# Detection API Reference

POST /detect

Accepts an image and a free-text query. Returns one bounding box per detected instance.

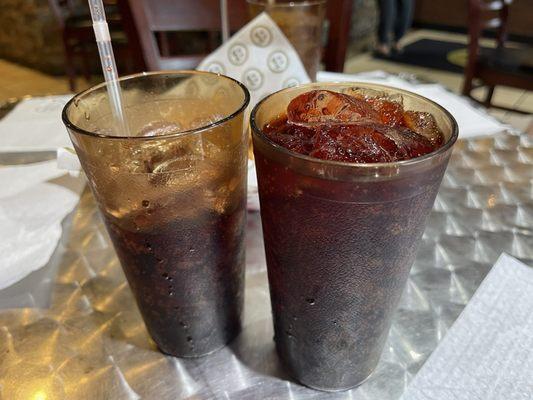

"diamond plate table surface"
[1,130,532,400]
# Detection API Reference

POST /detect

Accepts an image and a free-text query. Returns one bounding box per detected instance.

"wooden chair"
[122,0,248,71]
[324,0,353,72]
[121,0,352,74]
[48,0,128,91]
[462,0,533,113]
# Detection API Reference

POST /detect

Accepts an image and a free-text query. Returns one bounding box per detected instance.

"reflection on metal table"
[0,128,532,399]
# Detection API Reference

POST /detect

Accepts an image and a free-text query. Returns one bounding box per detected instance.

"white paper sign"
[198,12,310,106]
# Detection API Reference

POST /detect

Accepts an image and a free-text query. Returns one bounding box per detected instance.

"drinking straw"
[87,0,129,135]
[220,0,230,43]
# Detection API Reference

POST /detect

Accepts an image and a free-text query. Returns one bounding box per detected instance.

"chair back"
[467,0,513,54]
[122,0,352,73]
[48,0,78,27]
[124,0,248,70]
[323,0,352,72]
[465,0,513,85]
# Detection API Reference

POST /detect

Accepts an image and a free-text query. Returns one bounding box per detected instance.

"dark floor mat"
[374,38,475,73]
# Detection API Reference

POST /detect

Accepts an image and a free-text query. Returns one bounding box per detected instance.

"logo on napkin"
[198,12,311,105]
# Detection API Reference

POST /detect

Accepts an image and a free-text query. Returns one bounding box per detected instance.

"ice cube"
[403,111,444,147]
[137,121,182,137]
[342,87,406,127]
[146,139,205,178]
[132,121,206,174]
[309,124,398,163]
[287,90,379,126]
[263,89,443,163]
[342,87,404,105]
[263,117,315,154]
[188,114,224,131]
[264,120,435,163]
[372,98,405,127]
[373,123,434,159]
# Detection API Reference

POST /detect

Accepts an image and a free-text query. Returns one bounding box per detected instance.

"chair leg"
[158,32,170,56]
[207,31,218,52]
[462,74,474,97]
[80,44,92,82]
[62,33,77,92]
[484,86,495,108]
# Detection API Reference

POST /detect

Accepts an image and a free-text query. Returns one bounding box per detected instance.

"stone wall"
[0,0,65,74]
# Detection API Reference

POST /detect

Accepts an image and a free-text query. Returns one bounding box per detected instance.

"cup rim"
[250,81,459,169]
[246,0,327,7]
[62,70,251,141]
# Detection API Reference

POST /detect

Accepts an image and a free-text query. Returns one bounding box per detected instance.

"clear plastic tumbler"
[251,82,458,390]
[62,71,250,357]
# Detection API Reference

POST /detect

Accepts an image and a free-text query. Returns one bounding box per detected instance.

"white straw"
[220,0,230,43]
[87,0,129,135]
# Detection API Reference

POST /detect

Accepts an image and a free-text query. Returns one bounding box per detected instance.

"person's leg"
[377,0,396,54]
[393,0,414,50]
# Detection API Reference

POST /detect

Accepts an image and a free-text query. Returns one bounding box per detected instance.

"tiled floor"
[344,30,533,131]
[0,29,531,130]
[0,59,74,102]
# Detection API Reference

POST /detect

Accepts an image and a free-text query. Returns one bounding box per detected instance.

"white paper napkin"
[0,161,83,290]
[247,160,260,211]
[401,253,533,400]
[318,71,508,138]
[198,12,310,106]
[0,160,66,198]
[0,95,73,152]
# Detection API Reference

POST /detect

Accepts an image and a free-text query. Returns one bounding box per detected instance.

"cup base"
[158,340,230,359]
[276,337,379,392]
[156,324,242,359]
[297,369,375,393]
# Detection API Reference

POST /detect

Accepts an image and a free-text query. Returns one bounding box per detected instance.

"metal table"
[0,128,532,399]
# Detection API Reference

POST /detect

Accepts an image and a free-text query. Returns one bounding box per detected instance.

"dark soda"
[106,205,245,357]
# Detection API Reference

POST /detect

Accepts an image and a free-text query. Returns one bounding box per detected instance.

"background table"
[0,126,532,399]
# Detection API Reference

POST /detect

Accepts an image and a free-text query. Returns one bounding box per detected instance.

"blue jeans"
[378,0,414,46]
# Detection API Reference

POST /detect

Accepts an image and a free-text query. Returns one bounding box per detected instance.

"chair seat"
[479,46,533,78]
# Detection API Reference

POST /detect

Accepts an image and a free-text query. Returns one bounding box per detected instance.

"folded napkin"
[318,71,508,138]
[401,253,533,400]
[247,160,260,211]
[198,12,310,106]
[0,161,83,290]
[0,95,72,152]
[0,160,67,198]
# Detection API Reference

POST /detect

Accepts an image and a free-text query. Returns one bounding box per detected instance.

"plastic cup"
[247,0,326,81]
[63,71,250,357]
[251,82,458,390]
